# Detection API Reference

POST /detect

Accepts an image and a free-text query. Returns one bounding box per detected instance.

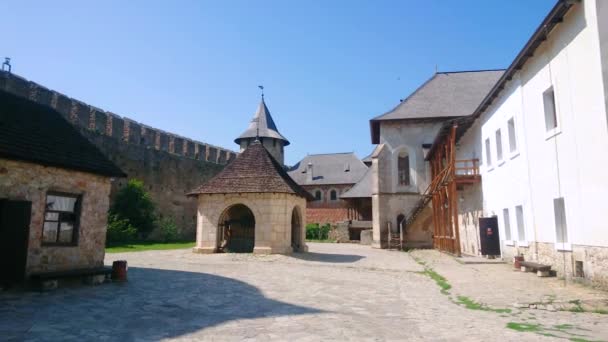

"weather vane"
[258,85,264,98]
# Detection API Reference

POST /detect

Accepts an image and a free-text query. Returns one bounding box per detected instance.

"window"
[543,87,558,132]
[507,118,517,153]
[515,205,525,242]
[503,208,511,241]
[554,197,568,244]
[330,190,337,201]
[397,151,410,186]
[42,193,81,245]
[273,139,277,147]
[485,138,492,167]
[314,190,322,202]
[495,129,503,162]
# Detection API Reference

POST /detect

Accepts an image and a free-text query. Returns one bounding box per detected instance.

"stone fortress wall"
[0,71,237,238]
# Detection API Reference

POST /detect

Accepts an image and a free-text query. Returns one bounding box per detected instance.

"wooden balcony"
[455,159,480,184]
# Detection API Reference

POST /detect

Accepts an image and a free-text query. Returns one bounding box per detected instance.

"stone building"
[363,70,502,249]
[288,153,368,225]
[0,90,125,284]
[189,141,312,254]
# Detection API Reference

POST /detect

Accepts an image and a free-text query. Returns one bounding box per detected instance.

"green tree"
[109,179,156,238]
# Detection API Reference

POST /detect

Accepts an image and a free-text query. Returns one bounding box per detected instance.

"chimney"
[307,162,313,182]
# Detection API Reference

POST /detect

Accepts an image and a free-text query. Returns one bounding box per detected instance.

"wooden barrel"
[112,260,128,282]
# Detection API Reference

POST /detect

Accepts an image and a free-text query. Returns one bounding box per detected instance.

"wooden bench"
[30,267,113,290]
[519,261,552,277]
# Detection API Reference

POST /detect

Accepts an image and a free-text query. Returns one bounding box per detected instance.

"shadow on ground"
[0,267,321,341]
[289,252,365,263]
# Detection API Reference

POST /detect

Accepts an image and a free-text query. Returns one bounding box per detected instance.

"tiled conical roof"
[234,98,290,146]
[188,141,310,199]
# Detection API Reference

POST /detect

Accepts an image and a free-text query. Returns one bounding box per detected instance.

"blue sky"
[3,1,555,165]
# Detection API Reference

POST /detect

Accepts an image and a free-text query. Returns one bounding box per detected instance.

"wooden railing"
[455,159,479,176]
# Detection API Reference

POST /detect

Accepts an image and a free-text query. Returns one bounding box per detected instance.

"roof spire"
[258,85,264,99]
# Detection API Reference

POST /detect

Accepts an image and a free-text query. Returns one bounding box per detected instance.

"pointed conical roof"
[188,141,310,199]
[234,98,290,146]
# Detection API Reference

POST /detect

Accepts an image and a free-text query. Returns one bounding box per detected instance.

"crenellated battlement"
[0,70,237,165]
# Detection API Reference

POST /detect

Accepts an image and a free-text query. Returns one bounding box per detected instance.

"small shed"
[188,141,312,254]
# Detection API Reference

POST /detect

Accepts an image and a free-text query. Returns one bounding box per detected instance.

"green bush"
[109,179,156,238]
[106,215,137,245]
[157,217,179,242]
[306,223,331,240]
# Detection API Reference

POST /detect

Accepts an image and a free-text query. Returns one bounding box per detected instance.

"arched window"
[398,151,410,186]
[330,189,337,201]
[314,190,322,201]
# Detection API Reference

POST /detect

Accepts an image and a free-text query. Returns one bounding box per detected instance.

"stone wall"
[194,193,307,254]
[0,158,111,275]
[328,222,350,243]
[0,71,237,238]
[501,242,608,290]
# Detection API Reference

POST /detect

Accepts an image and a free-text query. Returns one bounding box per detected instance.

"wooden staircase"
[405,164,453,228]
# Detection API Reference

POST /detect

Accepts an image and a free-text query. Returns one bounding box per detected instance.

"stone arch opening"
[291,206,303,252]
[218,204,256,253]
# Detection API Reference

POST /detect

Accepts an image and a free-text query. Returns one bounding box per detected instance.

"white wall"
[467,1,608,251]
[379,121,443,193]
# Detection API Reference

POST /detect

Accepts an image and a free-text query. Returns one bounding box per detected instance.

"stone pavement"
[0,243,605,341]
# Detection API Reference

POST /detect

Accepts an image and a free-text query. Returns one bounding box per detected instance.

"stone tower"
[234,97,290,165]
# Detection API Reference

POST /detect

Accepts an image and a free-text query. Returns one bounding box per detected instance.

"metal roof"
[288,152,368,186]
[234,97,290,146]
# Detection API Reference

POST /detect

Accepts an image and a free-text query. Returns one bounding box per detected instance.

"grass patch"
[305,239,336,243]
[423,268,452,294]
[506,322,542,333]
[455,296,511,314]
[592,309,608,315]
[106,241,195,253]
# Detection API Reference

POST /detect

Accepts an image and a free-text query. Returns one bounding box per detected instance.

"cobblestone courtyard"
[1,243,607,341]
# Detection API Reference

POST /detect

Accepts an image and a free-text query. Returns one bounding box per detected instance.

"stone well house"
[189,141,313,254]
[288,152,369,225]
[0,90,125,284]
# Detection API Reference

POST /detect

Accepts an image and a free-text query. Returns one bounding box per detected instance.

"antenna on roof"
[434,64,438,74]
[2,57,11,73]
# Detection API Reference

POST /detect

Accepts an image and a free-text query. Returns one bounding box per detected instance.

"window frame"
[543,86,561,139]
[329,189,338,202]
[507,117,519,158]
[397,151,411,187]
[515,205,528,247]
[495,129,504,165]
[42,191,82,247]
[503,208,513,245]
[313,189,323,202]
[484,138,493,171]
[553,197,571,251]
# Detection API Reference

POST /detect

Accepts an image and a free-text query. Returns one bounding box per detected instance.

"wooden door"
[479,216,500,256]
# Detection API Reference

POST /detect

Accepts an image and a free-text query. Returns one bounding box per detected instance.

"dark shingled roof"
[0,90,125,177]
[340,167,372,199]
[370,70,504,143]
[188,141,312,200]
[234,98,290,146]
[288,152,368,186]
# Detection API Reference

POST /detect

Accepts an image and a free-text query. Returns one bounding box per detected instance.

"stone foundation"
[502,242,608,290]
[329,222,350,242]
